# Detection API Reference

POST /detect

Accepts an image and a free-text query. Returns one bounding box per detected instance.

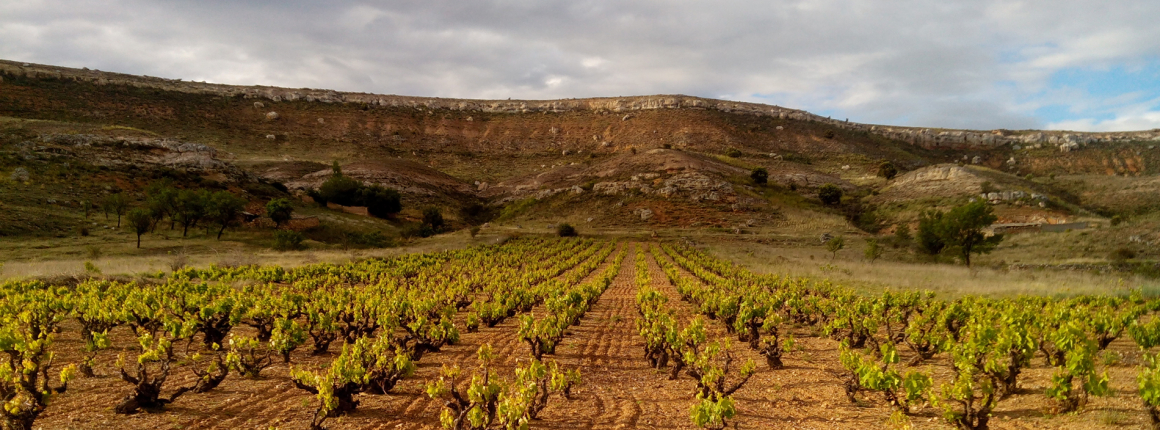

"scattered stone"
[1013,144,1022,150]
[586,217,594,223]
[253,101,265,109]
[775,126,784,130]
[562,149,570,156]
[622,114,632,121]
[841,165,850,171]
[466,116,473,122]
[972,156,982,164]
[265,134,276,140]
[317,118,325,124]
[265,111,279,120]
[819,233,833,243]
[636,208,654,221]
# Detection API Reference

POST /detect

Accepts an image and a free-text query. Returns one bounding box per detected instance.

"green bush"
[266,198,293,228]
[361,185,402,218]
[557,223,577,237]
[272,230,306,251]
[750,168,768,185]
[724,147,743,158]
[818,184,842,205]
[877,161,898,180]
[1111,248,1136,262]
[422,207,444,231]
[319,174,362,206]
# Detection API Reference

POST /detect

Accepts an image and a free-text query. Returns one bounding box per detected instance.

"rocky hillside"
[2,58,1158,236]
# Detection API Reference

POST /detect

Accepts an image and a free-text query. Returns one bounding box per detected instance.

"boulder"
[637,208,654,221]
[10,167,29,182]
[265,111,279,120]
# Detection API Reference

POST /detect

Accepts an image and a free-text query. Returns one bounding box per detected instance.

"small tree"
[104,193,129,227]
[818,184,842,205]
[864,238,882,263]
[266,198,293,228]
[126,208,153,248]
[557,223,577,237]
[750,168,769,185]
[878,161,898,180]
[206,191,246,239]
[826,236,845,260]
[917,210,946,256]
[173,189,209,237]
[941,200,1002,267]
[423,207,444,231]
[145,180,177,231]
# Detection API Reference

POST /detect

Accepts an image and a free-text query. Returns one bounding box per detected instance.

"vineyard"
[2,238,1159,429]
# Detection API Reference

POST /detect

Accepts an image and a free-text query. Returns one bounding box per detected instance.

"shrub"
[319,174,362,206]
[917,210,946,256]
[877,161,898,180]
[1111,215,1124,227]
[1111,248,1136,262]
[980,181,997,194]
[818,184,842,205]
[557,223,577,237]
[724,147,743,158]
[273,230,306,251]
[823,130,836,139]
[750,167,769,185]
[460,202,494,225]
[360,185,402,218]
[422,207,445,231]
[402,223,436,239]
[894,224,912,246]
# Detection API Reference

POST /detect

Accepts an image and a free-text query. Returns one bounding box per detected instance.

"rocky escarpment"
[4,59,1158,152]
[20,133,253,181]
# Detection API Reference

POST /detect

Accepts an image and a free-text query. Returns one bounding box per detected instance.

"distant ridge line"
[2,58,1158,150]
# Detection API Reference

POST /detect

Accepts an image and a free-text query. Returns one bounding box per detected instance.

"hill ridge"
[3,59,1158,151]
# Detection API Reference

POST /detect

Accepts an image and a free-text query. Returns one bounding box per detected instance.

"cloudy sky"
[3,1,1159,131]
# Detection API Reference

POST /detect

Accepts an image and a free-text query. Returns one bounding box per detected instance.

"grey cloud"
[1,0,1158,130]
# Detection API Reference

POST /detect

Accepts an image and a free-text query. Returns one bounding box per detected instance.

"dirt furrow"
[650,245,893,429]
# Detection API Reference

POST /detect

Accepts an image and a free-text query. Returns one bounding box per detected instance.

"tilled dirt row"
[35,243,615,430]
[653,245,1153,430]
[32,242,1155,429]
